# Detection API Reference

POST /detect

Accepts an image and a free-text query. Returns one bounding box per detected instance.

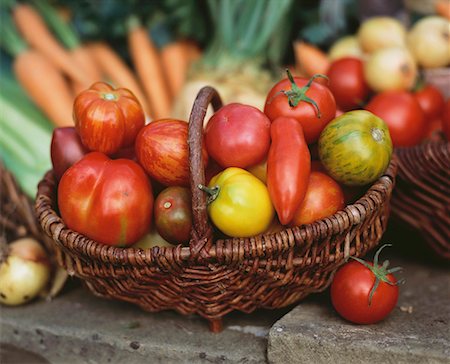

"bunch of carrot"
[1,1,201,127]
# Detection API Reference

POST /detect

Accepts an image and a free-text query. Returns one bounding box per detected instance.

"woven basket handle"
[187,86,223,257]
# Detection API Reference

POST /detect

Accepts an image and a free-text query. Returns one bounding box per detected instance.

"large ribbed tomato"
[73,82,145,155]
[58,152,153,247]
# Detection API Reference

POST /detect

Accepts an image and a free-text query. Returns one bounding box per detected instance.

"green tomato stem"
[198,184,220,204]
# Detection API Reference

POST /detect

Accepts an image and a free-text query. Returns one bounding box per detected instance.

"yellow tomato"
[247,159,267,184]
[204,167,274,237]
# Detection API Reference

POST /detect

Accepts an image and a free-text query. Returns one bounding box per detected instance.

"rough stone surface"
[1,281,289,364]
[268,237,450,364]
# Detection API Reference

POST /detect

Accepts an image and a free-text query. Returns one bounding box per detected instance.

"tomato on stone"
[331,245,402,324]
[264,71,336,144]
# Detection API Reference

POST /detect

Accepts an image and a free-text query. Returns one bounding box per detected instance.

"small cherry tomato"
[441,99,450,141]
[154,186,192,245]
[365,91,426,147]
[327,57,370,111]
[331,245,401,324]
[73,82,145,155]
[414,84,445,120]
[264,71,336,144]
[205,103,271,168]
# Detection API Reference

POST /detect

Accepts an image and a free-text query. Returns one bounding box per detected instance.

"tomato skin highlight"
[205,103,271,168]
[58,152,153,247]
[365,91,426,147]
[73,82,145,155]
[331,260,399,324]
[267,117,311,225]
[264,76,336,144]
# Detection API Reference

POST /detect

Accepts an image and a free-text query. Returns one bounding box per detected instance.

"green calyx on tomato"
[198,184,220,204]
[102,92,118,101]
[350,244,403,306]
[277,70,329,117]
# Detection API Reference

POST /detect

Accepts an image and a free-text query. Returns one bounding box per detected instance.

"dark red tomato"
[327,57,369,111]
[442,99,450,141]
[414,84,445,120]
[365,91,426,147]
[205,103,271,168]
[58,152,153,247]
[331,246,400,324]
[73,82,145,155]
[51,127,88,180]
[264,72,336,144]
[154,186,192,245]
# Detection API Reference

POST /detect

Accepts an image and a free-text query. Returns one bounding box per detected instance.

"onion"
[358,17,407,54]
[364,47,418,92]
[328,36,365,61]
[0,238,51,306]
[407,16,450,69]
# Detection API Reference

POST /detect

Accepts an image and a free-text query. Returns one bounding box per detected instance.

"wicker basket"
[35,87,397,332]
[391,140,450,259]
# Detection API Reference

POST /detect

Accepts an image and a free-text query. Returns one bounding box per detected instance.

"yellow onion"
[364,47,418,92]
[0,238,51,306]
[358,17,407,54]
[328,36,365,61]
[407,16,450,69]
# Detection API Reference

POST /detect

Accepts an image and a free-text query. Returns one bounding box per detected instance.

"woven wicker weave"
[391,141,450,259]
[35,86,397,332]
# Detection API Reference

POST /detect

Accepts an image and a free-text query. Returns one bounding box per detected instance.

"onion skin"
[407,16,450,69]
[364,47,418,92]
[358,17,407,54]
[0,238,51,306]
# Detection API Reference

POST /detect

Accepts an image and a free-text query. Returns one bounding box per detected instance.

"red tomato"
[267,117,311,225]
[331,246,400,324]
[290,171,344,226]
[58,152,153,247]
[442,99,450,141]
[51,127,88,180]
[205,103,271,168]
[365,91,426,147]
[327,57,369,111]
[73,82,145,155]
[264,72,336,144]
[135,119,208,186]
[414,84,445,120]
[154,187,192,245]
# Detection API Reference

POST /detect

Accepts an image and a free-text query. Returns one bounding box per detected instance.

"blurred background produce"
[0,0,449,305]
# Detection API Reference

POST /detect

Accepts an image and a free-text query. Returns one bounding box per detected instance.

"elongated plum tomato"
[327,57,369,111]
[204,103,271,168]
[58,152,153,247]
[264,71,336,144]
[135,119,208,186]
[73,82,145,155]
[365,91,426,147]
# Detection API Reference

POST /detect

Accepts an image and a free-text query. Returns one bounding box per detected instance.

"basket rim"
[35,156,397,267]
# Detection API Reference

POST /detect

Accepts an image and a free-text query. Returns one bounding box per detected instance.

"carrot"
[293,41,330,78]
[435,0,450,20]
[181,39,202,63]
[160,40,191,98]
[14,50,74,127]
[128,18,172,119]
[88,42,151,117]
[71,45,103,83]
[12,3,89,85]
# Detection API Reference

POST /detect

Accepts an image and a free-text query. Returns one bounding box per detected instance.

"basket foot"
[208,318,223,333]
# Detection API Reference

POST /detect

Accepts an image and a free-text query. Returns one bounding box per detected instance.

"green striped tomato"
[318,110,392,186]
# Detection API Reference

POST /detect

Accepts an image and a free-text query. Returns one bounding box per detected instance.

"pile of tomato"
[51,72,398,248]
[327,56,450,146]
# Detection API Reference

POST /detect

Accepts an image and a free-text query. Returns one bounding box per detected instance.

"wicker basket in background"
[35,87,397,332]
[391,140,450,259]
